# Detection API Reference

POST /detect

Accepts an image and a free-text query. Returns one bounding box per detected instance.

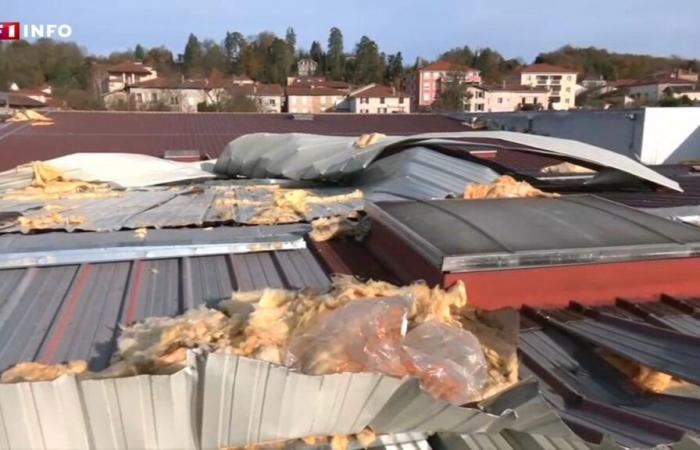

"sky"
[4,0,700,62]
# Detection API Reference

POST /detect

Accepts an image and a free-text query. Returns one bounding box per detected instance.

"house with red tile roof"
[102,61,158,95]
[517,63,578,110]
[286,84,349,113]
[348,84,410,113]
[407,60,482,110]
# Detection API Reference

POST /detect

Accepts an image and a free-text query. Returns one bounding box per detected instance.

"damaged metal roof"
[214,131,681,191]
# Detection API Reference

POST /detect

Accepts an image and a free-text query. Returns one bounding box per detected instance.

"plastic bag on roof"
[284,295,488,405]
[403,321,488,405]
[284,295,411,377]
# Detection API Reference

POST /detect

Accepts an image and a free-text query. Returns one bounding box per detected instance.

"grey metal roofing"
[351,147,499,202]
[0,225,309,268]
[0,243,330,373]
[213,131,681,191]
[366,195,700,272]
[519,298,700,448]
[0,184,363,233]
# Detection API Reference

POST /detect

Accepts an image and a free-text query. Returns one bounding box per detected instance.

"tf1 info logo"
[0,22,73,40]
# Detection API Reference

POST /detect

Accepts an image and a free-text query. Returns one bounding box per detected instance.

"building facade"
[103,61,157,93]
[348,84,410,113]
[626,78,697,104]
[297,59,319,77]
[407,60,482,110]
[464,85,549,112]
[286,85,349,113]
[519,64,577,110]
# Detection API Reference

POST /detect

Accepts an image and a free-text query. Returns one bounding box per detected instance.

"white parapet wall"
[640,107,700,165]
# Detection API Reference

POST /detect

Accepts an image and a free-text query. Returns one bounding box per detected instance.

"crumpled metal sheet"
[200,354,564,450]
[351,147,500,202]
[0,153,215,190]
[214,132,681,191]
[0,352,200,450]
[0,185,364,233]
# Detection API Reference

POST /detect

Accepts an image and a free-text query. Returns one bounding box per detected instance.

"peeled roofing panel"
[0,356,199,450]
[214,131,680,191]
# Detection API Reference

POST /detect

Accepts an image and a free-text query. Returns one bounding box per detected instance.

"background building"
[464,85,548,112]
[518,63,577,110]
[407,60,481,110]
[348,84,410,113]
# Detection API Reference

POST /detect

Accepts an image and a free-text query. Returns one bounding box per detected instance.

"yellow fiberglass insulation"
[0,276,517,402]
[464,175,559,200]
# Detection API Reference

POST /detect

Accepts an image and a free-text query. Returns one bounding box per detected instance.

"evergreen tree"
[327,27,345,80]
[353,36,384,84]
[134,44,145,61]
[183,33,203,76]
[285,27,297,51]
[309,41,324,74]
[386,51,404,81]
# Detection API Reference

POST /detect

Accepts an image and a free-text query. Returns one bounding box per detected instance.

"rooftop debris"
[353,133,386,148]
[463,175,559,199]
[17,208,84,231]
[1,360,86,383]
[540,161,596,174]
[0,276,517,404]
[309,215,370,242]
[599,349,690,394]
[6,109,54,126]
[2,161,121,200]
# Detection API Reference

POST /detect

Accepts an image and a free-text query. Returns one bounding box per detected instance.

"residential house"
[286,85,349,113]
[229,83,285,113]
[103,61,157,93]
[518,63,578,110]
[348,84,411,113]
[464,85,548,112]
[653,68,698,83]
[664,86,700,103]
[297,59,319,77]
[407,60,482,110]
[625,78,697,104]
[287,76,351,90]
[114,77,210,112]
[232,74,254,85]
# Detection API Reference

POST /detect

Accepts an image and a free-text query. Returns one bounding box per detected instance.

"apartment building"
[465,85,549,112]
[407,60,481,110]
[348,84,411,113]
[519,63,577,110]
[229,83,284,113]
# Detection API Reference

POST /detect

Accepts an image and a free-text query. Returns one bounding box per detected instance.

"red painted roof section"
[519,63,577,74]
[420,60,479,72]
[0,111,467,170]
[107,61,153,74]
[286,86,348,96]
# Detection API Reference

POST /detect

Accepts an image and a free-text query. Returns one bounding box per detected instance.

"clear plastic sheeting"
[403,322,488,405]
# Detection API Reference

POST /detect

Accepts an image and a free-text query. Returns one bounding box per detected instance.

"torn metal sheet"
[0,225,309,268]
[0,352,200,450]
[200,354,561,450]
[0,153,215,189]
[214,131,681,191]
[0,185,364,233]
[366,195,700,272]
[351,147,499,202]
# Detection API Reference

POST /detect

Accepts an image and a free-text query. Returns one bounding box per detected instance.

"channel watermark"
[0,22,73,40]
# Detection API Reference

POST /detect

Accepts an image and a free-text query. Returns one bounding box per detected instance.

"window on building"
[476,104,484,111]
[270,99,276,106]
[423,82,431,89]
[423,93,431,101]
[151,93,157,102]
[566,75,572,81]
[566,87,571,92]
[170,96,179,105]
[497,97,503,104]
[136,93,143,103]
[399,97,404,104]
[360,97,369,104]
[379,107,388,113]
[380,97,385,104]
[522,97,526,104]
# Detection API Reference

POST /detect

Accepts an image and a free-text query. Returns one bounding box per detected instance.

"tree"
[327,27,345,80]
[439,46,474,67]
[285,27,297,52]
[267,37,294,84]
[201,39,227,75]
[433,76,470,111]
[386,51,404,82]
[352,36,385,84]
[183,33,203,76]
[134,44,145,61]
[309,41,324,74]
[144,46,175,76]
[224,32,246,74]
[658,95,694,107]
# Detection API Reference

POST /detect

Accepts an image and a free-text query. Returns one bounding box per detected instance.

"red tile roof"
[420,60,478,72]
[625,77,697,87]
[286,86,348,96]
[128,77,209,89]
[0,111,467,170]
[519,63,577,74]
[230,83,284,97]
[107,61,153,74]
